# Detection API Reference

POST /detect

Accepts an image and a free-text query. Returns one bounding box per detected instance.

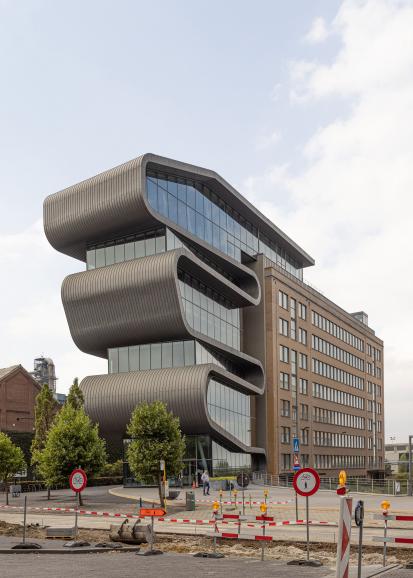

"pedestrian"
[201,470,210,495]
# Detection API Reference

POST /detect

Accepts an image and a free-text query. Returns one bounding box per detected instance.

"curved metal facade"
[44,153,278,462]
[81,365,264,454]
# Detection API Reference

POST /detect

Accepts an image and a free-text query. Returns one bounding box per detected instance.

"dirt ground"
[1,520,412,567]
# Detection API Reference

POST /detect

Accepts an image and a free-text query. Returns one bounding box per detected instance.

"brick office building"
[264,264,384,478]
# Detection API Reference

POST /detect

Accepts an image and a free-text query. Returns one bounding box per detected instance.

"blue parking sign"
[293,437,300,453]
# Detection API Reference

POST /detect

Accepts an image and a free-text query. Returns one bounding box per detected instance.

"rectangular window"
[279,372,290,390]
[281,427,290,444]
[290,318,296,340]
[280,345,289,363]
[299,378,308,395]
[298,328,307,345]
[281,400,290,417]
[282,454,291,470]
[299,303,307,320]
[299,353,308,370]
[301,404,309,420]
[279,318,289,336]
[301,428,309,445]
[278,291,288,310]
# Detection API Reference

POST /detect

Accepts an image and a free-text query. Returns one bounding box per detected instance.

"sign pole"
[295,491,299,522]
[74,491,79,539]
[23,495,27,545]
[306,495,310,561]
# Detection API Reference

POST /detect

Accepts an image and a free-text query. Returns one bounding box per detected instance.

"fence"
[252,472,408,496]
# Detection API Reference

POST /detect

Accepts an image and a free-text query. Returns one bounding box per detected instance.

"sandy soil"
[1,521,412,566]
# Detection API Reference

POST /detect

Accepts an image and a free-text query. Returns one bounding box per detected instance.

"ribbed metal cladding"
[61,249,263,378]
[81,364,265,454]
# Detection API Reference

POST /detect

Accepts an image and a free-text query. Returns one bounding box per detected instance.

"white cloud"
[305,16,329,44]
[0,221,106,393]
[256,129,281,150]
[246,0,413,441]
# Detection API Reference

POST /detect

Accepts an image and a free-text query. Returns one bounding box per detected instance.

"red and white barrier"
[374,514,413,522]
[336,496,353,578]
[0,504,335,527]
[207,531,274,541]
[196,499,293,505]
[373,536,413,545]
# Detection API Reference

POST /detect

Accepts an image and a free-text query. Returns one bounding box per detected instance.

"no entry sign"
[293,467,320,497]
[69,468,88,493]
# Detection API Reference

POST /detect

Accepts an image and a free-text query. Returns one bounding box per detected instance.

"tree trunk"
[158,473,165,508]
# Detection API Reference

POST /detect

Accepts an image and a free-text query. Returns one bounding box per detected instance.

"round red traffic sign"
[69,468,87,493]
[293,467,320,497]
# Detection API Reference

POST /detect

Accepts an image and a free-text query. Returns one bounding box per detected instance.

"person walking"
[201,470,210,496]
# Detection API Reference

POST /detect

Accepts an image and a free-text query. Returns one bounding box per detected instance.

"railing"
[252,472,408,496]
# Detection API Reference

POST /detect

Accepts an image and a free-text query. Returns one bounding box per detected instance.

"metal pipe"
[23,496,27,544]
[306,495,310,561]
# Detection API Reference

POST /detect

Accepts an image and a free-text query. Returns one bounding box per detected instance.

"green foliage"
[31,384,59,465]
[33,403,106,487]
[126,401,185,503]
[101,459,123,477]
[66,377,84,410]
[0,433,26,503]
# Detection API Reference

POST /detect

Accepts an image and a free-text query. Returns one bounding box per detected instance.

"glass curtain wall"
[178,270,241,350]
[146,172,303,279]
[207,379,251,445]
[108,340,240,375]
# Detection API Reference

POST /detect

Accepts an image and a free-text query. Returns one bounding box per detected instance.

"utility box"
[186,491,195,511]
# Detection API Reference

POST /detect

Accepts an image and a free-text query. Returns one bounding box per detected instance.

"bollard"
[381,500,391,567]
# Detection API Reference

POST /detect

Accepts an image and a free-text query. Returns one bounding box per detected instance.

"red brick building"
[0,365,40,434]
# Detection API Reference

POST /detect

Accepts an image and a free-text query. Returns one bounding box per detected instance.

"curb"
[0,545,141,555]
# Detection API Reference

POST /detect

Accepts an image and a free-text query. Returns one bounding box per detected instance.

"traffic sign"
[237,472,250,488]
[293,437,300,453]
[293,467,320,497]
[140,508,167,517]
[69,468,87,493]
[293,453,301,471]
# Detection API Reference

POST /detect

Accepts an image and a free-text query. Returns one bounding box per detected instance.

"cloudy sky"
[1,0,412,441]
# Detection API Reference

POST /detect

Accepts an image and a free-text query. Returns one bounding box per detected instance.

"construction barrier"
[0,502,335,528]
[336,496,353,578]
[373,511,413,565]
[196,499,293,505]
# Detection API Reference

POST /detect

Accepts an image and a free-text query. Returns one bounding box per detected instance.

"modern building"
[44,153,384,479]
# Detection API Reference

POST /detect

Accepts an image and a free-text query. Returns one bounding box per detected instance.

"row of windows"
[314,454,365,469]
[368,419,382,432]
[108,340,239,375]
[312,358,364,390]
[178,271,241,351]
[86,228,166,269]
[279,373,308,395]
[281,427,310,445]
[313,407,365,430]
[311,335,365,371]
[279,346,308,371]
[368,437,383,450]
[367,382,382,397]
[367,400,382,414]
[280,400,309,420]
[281,454,310,470]
[313,431,365,449]
[312,382,365,410]
[312,311,364,352]
[147,174,303,278]
[278,317,308,345]
[212,440,252,470]
[207,379,251,446]
[366,362,382,379]
[278,292,307,319]
[367,343,382,361]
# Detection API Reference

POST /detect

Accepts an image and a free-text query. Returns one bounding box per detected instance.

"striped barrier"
[0,504,335,527]
[373,514,413,522]
[196,499,293,505]
[373,536,413,545]
[336,496,353,578]
[207,531,274,541]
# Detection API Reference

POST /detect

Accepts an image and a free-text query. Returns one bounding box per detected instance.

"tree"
[126,401,185,507]
[0,433,26,505]
[31,384,59,499]
[33,403,106,505]
[66,377,84,410]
